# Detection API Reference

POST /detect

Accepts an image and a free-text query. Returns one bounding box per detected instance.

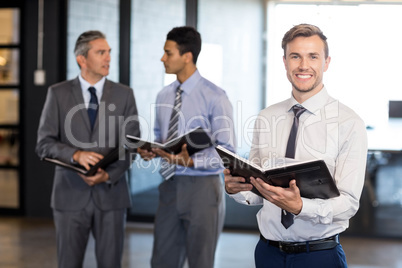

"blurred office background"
[1,0,402,267]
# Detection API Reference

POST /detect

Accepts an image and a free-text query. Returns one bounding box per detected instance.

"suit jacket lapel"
[95,79,112,132]
[101,79,112,104]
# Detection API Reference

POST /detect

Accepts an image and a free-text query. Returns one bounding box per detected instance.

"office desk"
[367,119,402,152]
[365,119,402,206]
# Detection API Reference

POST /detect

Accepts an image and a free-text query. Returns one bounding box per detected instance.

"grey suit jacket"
[36,77,140,211]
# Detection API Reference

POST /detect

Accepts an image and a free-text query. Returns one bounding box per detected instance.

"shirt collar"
[78,74,106,95]
[175,69,201,94]
[287,87,330,116]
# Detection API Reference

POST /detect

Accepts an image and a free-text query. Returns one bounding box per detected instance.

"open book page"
[127,127,200,147]
[216,145,318,171]
[43,158,87,174]
[215,145,264,171]
[261,156,319,171]
[216,145,339,199]
[125,135,164,149]
[126,127,212,155]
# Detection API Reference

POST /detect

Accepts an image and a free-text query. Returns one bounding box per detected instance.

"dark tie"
[87,87,98,130]
[159,86,183,180]
[281,105,306,229]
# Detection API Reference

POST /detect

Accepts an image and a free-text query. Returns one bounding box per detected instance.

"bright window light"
[267,3,402,127]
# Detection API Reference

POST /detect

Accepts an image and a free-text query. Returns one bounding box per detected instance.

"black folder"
[43,147,121,176]
[215,145,340,199]
[126,127,212,156]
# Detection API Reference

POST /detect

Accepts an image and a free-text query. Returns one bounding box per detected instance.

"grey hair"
[74,30,106,57]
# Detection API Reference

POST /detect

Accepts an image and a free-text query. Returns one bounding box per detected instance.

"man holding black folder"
[224,24,367,267]
[137,26,235,268]
[36,31,140,268]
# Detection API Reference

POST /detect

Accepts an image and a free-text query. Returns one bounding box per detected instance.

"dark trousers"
[255,238,347,268]
[53,198,126,268]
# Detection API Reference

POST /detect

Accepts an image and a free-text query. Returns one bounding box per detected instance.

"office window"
[197,0,265,229]
[0,8,19,45]
[266,3,402,127]
[129,0,185,218]
[130,0,185,141]
[0,49,19,85]
[198,0,264,157]
[0,90,18,124]
[67,0,120,81]
[0,8,20,210]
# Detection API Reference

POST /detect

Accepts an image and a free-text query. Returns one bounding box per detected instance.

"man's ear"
[184,51,193,64]
[282,55,287,68]
[76,55,86,69]
[324,56,331,72]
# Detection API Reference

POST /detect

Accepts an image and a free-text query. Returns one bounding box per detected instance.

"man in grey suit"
[36,30,140,268]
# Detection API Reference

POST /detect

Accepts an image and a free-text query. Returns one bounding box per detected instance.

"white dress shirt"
[78,75,105,108]
[229,87,368,242]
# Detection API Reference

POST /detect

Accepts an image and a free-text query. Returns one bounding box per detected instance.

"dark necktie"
[159,86,183,180]
[281,105,306,229]
[87,87,98,130]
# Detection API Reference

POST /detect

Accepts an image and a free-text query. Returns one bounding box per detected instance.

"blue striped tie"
[159,86,183,180]
[281,105,306,229]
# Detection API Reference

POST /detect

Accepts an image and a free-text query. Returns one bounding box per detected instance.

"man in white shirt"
[224,24,368,268]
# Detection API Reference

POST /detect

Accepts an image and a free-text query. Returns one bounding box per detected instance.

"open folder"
[126,127,212,156]
[42,147,121,176]
[215,145,340,199]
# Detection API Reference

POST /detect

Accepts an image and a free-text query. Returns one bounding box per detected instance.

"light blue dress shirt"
[154,70,236,176]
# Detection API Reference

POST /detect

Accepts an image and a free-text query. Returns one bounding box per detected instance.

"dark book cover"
[126,127,212,156]
[216,145,340,199]
[43,147,121,176]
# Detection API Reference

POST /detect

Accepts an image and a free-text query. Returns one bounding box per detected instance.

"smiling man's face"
[283,35,330,100]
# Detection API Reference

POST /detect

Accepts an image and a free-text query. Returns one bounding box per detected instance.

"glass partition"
[128,0,185,219]
[0,7,20,210]
[0,170,19,208]
[0,128,19,208]
[0,49,19,85]
[198,0,264,157]
[66,0,120,81]
[0,8,19,45]
[0,90,19,124]
[197,0,264,229]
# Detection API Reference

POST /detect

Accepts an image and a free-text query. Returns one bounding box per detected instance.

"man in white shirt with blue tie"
[224,24,368,268]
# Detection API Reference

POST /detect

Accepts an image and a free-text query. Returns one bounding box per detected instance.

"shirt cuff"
[227,192,252,205]
[295,197,332,225]
[70,157,77,164]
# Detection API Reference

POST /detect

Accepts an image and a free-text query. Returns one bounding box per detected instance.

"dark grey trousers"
[151,174,225,268]
[53,198,126,268]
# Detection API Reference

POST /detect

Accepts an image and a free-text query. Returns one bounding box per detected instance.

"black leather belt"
[260,234,339,254]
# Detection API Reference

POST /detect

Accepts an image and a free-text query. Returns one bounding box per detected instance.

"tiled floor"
[1,217,402,268]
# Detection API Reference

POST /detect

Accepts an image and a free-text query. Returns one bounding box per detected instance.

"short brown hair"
[282,24,329,59]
